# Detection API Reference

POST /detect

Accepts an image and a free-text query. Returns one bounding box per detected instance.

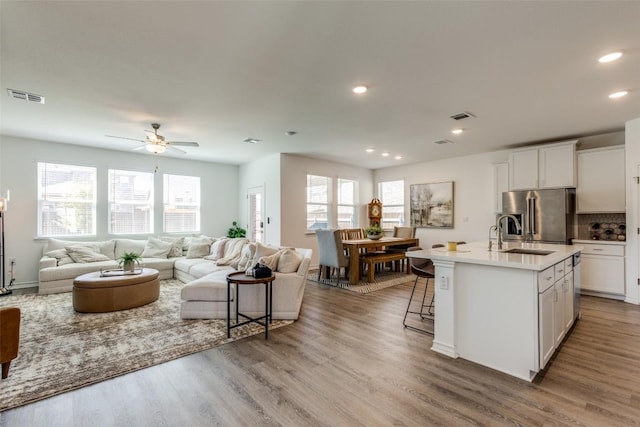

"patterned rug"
[309,269,416,294]
[0,280,292,412]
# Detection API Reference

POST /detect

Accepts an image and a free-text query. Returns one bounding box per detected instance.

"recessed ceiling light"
[598,51,623,63]
[365,148,374,153]
[243,137,262,144]
[608,90,628,99]
[395,155,403,160]
[451,129,464,135]
[381,152,390,157]
[353,85,368,94]
[285,131,297,136]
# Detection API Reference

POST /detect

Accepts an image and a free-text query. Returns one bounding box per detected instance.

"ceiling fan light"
[146,144,166,154]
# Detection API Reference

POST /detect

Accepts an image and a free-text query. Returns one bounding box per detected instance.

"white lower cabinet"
[576,241,625,298]
[538,256,575,370]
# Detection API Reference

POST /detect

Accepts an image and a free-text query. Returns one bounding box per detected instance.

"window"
[337,178,357,228]
[163,174,200,233]
[108,169,154,234]
[37,162,97,237]
[378,180,405,229]
[306,174,330,231]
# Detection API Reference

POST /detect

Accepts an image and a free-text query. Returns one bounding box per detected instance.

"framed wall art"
[410,181,454,228]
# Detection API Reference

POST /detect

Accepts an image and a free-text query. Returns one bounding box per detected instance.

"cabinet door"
[581,254,625,295]
[509,149,539,190]
[494,162,509,213]
[563,271,574,330]
[539,285,555,369]
[577,147,625,212]
[554,280,565,347]
[539,143,576,188]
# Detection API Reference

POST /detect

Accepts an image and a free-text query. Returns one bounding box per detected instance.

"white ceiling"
[1,1,639,169]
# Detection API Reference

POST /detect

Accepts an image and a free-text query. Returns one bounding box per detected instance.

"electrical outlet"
[439,276,450,290]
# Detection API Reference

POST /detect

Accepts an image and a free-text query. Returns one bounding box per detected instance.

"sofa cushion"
[114,239,146,259]
[181,275,231,302]
[277,248,302,273]
[205,238,228,261]
[258,251,281,271]
[39,260,119,282]
[46,239,116,260]
[65,246,111,263]
[187,237,213,259]
[189,262,233,279]
[45,249,75,266]
[251,242,280,266]
[141,237,173,258]
[159,236,185,258]
[174,258,211,275]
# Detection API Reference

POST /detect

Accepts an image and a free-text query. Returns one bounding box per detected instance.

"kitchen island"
[407,241,582,382]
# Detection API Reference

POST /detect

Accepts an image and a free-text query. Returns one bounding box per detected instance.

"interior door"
[248,186,264,243]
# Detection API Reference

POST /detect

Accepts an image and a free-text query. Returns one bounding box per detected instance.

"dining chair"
[386,226,416,272]
[316,229,350,286]
[403,247,434,335]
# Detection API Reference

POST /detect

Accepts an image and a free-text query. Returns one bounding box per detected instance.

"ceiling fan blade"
[167,141,199,147]
[166,145,187,154]
[131,144,147,151]
[105,135,146,143]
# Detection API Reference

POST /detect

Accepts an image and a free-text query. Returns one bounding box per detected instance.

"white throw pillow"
[141,237,173,258]
[65,246,110,263]
[44,248,75,266]
[159,236,185,258]
[250,242,280,267]
[186,237,213,259]
[276,248,302,273]
[207,238,229,261]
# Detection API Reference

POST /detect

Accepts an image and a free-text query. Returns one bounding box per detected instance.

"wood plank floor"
[1,279,639,426]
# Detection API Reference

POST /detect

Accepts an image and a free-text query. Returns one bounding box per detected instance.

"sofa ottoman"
[73,268,160,313]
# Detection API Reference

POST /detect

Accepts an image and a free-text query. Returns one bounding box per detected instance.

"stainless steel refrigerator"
[501,188,576,244]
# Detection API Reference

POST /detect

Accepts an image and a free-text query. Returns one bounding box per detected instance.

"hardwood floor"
[1,280,639,426]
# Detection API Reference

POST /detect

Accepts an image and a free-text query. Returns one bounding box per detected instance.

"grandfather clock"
[367,198,382,226]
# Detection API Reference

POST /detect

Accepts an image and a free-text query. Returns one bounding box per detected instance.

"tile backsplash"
[577,213,626,241]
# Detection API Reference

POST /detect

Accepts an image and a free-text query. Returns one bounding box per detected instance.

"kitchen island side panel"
[455,263,539,381]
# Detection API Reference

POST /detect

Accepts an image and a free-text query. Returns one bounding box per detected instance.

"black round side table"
[226,271,275,339]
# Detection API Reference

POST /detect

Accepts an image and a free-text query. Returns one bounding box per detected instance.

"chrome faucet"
[495,214,522,250]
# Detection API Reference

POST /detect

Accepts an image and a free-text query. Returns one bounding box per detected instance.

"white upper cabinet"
[509,141,577,190]
[577,146,625,213]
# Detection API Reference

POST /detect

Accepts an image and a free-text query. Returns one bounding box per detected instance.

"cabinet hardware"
[634,176,639,184]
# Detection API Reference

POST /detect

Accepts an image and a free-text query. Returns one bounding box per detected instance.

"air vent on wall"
[7,89,45,104]
[449,111,474,120]
[433,139,454,145]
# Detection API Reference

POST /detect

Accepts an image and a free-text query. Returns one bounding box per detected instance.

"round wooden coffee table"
[226,271,275,339]
[73,268,160,313]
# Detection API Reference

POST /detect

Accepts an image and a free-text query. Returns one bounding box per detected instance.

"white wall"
[238,154,281,246]
[625,117,640,304]
[280,154,374,266]
[374,149,510,249]
[0,135,239,286]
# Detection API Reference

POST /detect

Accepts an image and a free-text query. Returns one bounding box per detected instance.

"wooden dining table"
[342,237,419,285]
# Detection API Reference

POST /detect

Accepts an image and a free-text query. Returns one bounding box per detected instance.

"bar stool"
[403,247,435,335]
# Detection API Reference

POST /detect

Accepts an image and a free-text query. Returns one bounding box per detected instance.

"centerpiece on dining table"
[364,224,383,240]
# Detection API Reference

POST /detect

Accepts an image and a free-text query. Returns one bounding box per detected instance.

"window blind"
[163,174,200,233]
[108,169,154,234]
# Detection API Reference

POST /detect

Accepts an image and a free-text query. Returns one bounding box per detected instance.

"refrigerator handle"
[529,197,536,235]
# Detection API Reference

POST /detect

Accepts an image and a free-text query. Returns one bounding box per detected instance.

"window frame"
[306,174,332,232]
[37,162,97,238]
[377,179,405,231]
[107,168,155,235]
[163,173,201,234]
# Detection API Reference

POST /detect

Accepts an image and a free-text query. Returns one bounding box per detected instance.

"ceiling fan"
[105,123,199,154]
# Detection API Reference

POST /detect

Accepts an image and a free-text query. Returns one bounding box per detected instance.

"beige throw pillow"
[65,246,110,263]
[141,237,173,258]
[186,237,213,259]
[237,243,257,271]
[206,238,229,261]
[250,242,280,267]
[160,236,185,258]
[258,251,281,271]
[45,248,75,266]
[276,248,302,273]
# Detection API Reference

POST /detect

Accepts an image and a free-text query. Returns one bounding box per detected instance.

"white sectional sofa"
[38,236,312,320]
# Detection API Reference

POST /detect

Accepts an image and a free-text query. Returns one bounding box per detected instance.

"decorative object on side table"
[365,224,383,240]
[227,221,247,238]
[118,251,142,272]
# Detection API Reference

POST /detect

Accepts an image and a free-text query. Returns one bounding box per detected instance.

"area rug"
[309,269,416,294]
[0,280,292,412]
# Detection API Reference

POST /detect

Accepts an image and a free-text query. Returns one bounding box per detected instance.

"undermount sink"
[502,248,554,256]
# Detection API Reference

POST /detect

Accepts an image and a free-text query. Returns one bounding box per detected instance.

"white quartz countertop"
[406,241,582,271]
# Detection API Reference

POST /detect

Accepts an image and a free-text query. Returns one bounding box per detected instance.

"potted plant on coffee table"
[364,224,383,240]
[118,252,142,272]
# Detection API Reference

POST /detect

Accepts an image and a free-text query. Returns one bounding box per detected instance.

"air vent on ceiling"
[433,139,454,145]
[449,111,474,121]
[7,89,45,104]
[242,137,262,144]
